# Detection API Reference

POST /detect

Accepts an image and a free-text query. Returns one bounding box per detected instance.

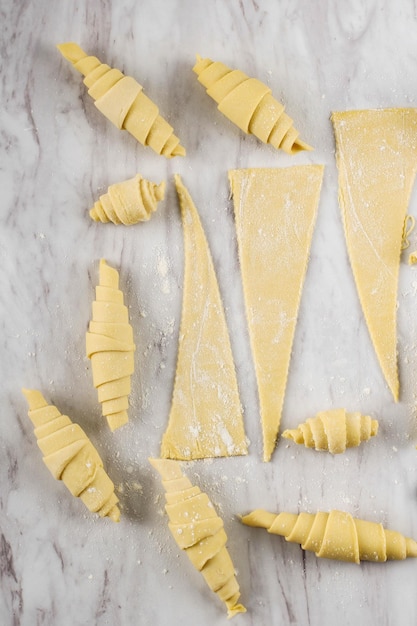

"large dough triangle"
[160,175,248,460]
[229,166,324,461]
[332,109,417,400]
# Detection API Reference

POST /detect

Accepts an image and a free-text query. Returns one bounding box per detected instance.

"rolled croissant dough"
[241,508,417,563]
[282,408,379,454]
[150,458,246,618]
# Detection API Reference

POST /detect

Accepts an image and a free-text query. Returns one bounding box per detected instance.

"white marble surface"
[3,0,417,624]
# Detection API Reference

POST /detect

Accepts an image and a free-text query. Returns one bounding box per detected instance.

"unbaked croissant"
[57,43,185,158]
[193,55,312,154]
[150,458,246,619]
[282,408,378,454]
[241,509,417,563]
[22,389,120,522]
[90,173,165,224]
[86,259,135,431]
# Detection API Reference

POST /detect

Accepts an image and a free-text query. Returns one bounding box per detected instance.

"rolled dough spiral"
[282,408,378,454]
[193,55,312,154]
[150,458,246,619]
[242,509,417,563]
[57,43,185,158]
[86,259,135,431]
[90,174,165,225]
[22,389,120,522]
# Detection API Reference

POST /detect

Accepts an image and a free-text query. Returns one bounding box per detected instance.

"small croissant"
[90,174,165,225]
[57,43,185,158]
[22,389,120,522]
[193,55,312,154]
[282,408,378,454]
[86,259,135,431]
[241,509,417,563]
[150,458,246,619]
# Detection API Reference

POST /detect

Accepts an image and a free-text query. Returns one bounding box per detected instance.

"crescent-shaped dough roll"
[57,43,185,158]
[149,458,246,618]
[90,174,165,225]
[86,259,135,431]
[282,408,378,454]
[160,175,248,460]
[241,509,417,563]
[332,109,417,400]
[22,389,120,522]
[229,166,324,461]
[193,55,312,154]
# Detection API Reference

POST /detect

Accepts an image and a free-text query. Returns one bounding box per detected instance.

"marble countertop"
[3,1,417,624]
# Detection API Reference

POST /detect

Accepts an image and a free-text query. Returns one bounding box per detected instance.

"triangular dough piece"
[160,175,248,460]
[332,109,417,400]
[229,166,324,461]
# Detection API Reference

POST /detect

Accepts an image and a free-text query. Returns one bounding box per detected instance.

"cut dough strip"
[241,509,417,563]
[90,173,165,225]
[150,458,246,618]
[193,55,312,154]
[22,389,120,522]
[160,175,248,460]
[282,408,378,454]
[57,43,185,158]
[229,166,324,461]
[86,259,135,431]
[332,108,417,400]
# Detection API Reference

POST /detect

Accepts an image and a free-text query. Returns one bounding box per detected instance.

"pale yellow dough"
[409,251,417,265]
[86,259,135,431]
[332,109,417,400]
[22,389,120,521]
[193,55,312,154]
[282,408,378,454]
[150,458,246,618]
[229,166,324,461]
[160,175,248,460]
[90,174,165,225]
[57,43,185,158]
[241,509,417,563]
